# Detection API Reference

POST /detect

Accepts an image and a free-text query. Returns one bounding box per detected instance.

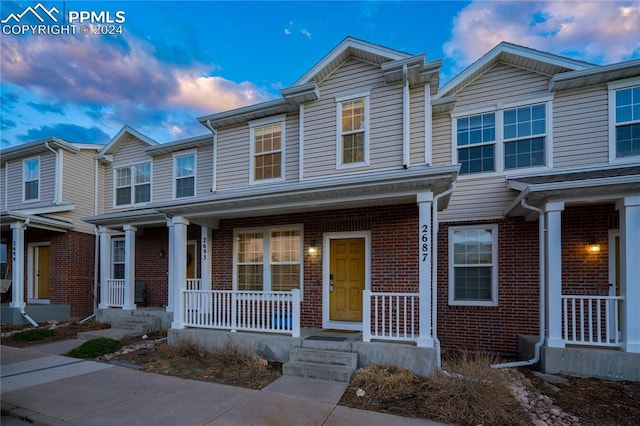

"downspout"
[402,64,410,169]
[81,157,100,323]
[432,182,456,369]
[4,161,8,210]
[17,219,39,328]
[44,141,61,204]
[492,197,545,368]
[205,119,217,192]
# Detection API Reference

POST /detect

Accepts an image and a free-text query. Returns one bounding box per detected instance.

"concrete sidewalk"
[1,342,447,425]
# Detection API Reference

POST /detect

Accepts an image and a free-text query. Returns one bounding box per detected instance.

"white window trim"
[248,114,286,185]
[112,161,152,208]
[608,77,640,164]
[336,91,370,169]
[452,97,553,178]
[22,156,40,203]
[172,149,197,199]
[232,225,304,296]
[448,224,499,307]
[111,238,125,280]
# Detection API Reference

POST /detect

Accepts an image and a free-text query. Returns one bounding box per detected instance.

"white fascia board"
[550,59,640,91]
[15,203,75,215]
[99,125,158,156]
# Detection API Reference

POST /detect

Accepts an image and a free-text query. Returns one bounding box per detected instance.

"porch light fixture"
[586,240,601,254]
[159,249,166,258]
[308,241,317,255]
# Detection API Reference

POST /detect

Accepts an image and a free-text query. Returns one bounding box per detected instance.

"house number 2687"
[421,224,429,262]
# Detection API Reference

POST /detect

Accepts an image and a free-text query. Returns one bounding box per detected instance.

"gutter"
[205,119,217,192]
[402,64,410,169]
[492,197,545,369]
[4,161,8,210]
[431,182,456,369]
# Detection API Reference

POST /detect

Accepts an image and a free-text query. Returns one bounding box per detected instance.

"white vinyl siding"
[61,149,101,234]
[439,176,515,222]
[409,84,427,165]
[449,224,498,306]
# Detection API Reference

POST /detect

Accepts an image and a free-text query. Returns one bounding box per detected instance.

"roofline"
[98,125,158,157]
[0,137,79,156]
[0,211,74,232]
[550,58,640,91]
[146,134,212,157]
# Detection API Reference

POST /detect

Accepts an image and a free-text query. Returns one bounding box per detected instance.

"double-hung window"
[115,163,151,206]
[336,93,369,168]
[609,80,640,161]
[23,157,40,201]
[449,225,498,306]
[174,151,196,198]
[249,116,284,183]
[454,100,550,175]
[0,243,7,280]
[112,239,125,280]
[234,226,302,293]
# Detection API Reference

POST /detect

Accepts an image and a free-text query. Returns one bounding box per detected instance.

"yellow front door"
[36,246,51,299]
[186,243,196,279]
[329,238,365,322]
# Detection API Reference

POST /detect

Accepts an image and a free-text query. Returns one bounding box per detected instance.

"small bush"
[68,337,123,358]
[11,328,55,342]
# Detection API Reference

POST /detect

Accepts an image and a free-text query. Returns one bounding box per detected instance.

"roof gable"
[98,125,157,157]
[437,42,595,99]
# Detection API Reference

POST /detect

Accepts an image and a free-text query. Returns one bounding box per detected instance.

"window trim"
[248,114,286,185]
[113,161,152,208]
[451,97,553,178]
[22,156,40,202]
[336,91,370,169]
[232,225,304,296]
[608,77,640,164]
[172,149,197,199]
[111,238,125,280]
[448,224,499,307]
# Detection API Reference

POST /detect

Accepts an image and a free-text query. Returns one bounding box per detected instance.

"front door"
[329,238,365,322]
[35,245,51,299]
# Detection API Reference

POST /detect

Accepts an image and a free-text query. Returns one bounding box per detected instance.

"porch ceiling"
[0,211,74,233]
[82,208,168,229]
[151,165,459,226]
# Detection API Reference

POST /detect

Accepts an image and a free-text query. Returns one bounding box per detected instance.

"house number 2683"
[421,224,429,262]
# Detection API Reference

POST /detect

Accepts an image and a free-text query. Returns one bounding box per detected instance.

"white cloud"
[284,28,292,35]
[301,29,312,39]
[444,0,640,70]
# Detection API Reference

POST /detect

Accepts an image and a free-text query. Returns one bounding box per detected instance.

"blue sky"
[1,0,639,148]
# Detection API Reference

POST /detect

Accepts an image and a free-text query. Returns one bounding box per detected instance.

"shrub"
[68,337,123,358]
[11,328,55,342]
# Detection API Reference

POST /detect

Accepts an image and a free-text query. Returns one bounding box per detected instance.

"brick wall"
[133,226,169,307]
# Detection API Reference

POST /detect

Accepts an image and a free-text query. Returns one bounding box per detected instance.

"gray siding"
[151,153,172,201]
[4,151,56,210]
[553,85,609,169]
[439,176,516,222]
[431,112,452,166]
[409,84,426,166]
[60,149,98,233]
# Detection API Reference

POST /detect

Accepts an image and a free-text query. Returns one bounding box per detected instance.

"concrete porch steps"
[283,347,357,382]
[79,315,161,341]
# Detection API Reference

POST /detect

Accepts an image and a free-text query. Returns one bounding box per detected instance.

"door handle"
[330,284,334,292]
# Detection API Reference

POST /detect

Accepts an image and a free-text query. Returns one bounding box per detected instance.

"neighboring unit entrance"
[31,244,51,300]
[329,238,365,322]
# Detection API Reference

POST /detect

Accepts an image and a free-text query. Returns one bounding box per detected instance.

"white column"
[417,191,434,347]
[171,216,189,329]
[122,225,137,310]
[618,196,640,353]
[10,222,25,308]
[98,226,112,308]
[166,220,175,312]
[201,226,212,291]
[545,202,565,348]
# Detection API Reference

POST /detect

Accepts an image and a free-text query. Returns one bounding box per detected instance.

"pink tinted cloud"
[444,1,640,70]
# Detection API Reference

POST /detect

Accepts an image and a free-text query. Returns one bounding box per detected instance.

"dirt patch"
[1,320,110,347]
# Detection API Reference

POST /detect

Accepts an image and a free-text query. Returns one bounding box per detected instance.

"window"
[250,117,284,183]
[337,93,369,168]
[234,227,302,292]
[112,239,125,280]
[0,243,7,279]
[174,152,195,198]
[610,82,640,160]
[449,225,498,306]
[115,163,151,206]
[23,157,40,201]
[454,101,550,175]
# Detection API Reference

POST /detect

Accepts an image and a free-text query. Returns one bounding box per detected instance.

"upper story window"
[609,80,640,161]
[249,116,285,184]
[115,163,151,206]
[336,92,370,168]
[0,243,7,280]
[173,151,196,198]
[234,226,302,293]
[449,224,498,306]
[23,157,40,201]
[454,100,550,175]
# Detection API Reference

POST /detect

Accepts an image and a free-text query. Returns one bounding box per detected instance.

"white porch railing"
[104,279,125,307]
[562,295,624,347]
[182,289,301,337]
[186,278,202,290]
[363,290,419,343]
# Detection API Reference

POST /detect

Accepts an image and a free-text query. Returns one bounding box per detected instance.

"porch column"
[10,222,25,309]
[546,202,565,348]
[122,225,137,310]
[417,191,434,347]
[98,226,112,308]
[166,219,175,312]
[171,216,189,329]
[201,226,212,291]
[618,196,640,353]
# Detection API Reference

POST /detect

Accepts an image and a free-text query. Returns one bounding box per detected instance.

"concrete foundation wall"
[0,304,71,325]
[97,308,173,330]
[542,346,640,382]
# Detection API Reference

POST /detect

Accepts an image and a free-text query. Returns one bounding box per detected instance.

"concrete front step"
[111,316,161,334]
[77,328,143,341]
[283,348,357,382]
